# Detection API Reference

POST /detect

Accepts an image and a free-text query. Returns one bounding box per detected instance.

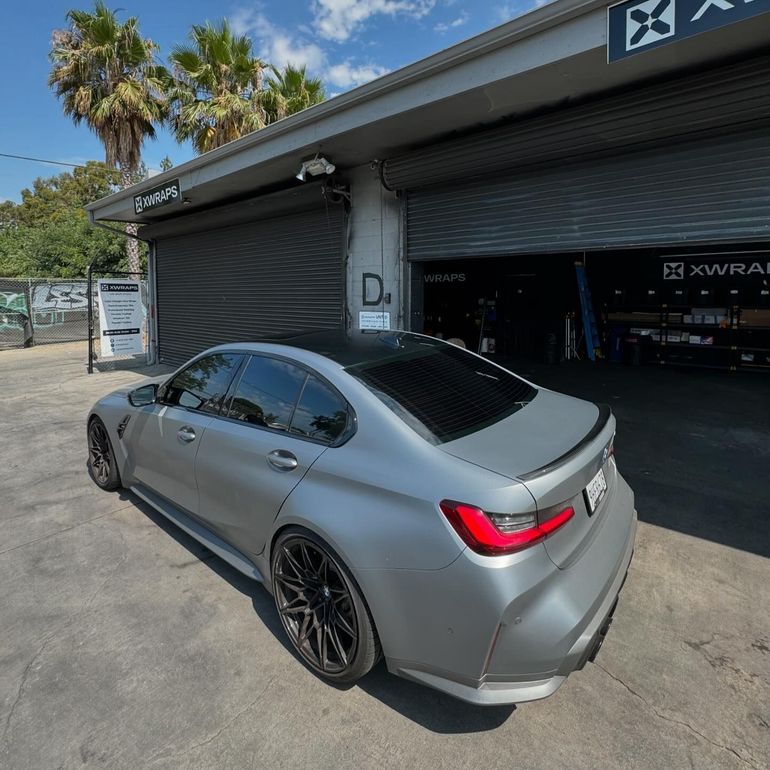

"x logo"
[663,262,684,280]
[625,0,675,50]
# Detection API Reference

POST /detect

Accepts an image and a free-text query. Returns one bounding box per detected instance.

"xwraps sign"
[608,0,770,62]
[663,259,770,280]
[133,178,181,215]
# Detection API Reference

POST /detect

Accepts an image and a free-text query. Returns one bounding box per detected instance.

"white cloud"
[326,61,390,88]
[495,0,548,23]
[231,9,326,70]
[230,7,390,92]
[434,11,469,32]
[313,0,436,42]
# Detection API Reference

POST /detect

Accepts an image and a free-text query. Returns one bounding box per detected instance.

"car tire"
[87,417,121,491]
[271,528,381,684]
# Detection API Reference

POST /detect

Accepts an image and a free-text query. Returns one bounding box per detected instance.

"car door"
[194,354,351,558]
[128,352,244,514]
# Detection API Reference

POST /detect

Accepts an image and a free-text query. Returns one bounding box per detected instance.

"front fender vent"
[117,415,131,440]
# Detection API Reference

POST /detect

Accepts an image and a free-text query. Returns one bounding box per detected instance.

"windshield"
[347,339,537,444]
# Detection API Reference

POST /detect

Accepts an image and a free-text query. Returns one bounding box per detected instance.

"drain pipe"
[87,211,158,368]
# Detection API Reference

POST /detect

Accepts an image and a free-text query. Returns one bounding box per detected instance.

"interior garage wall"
[346,165,402,330]
[154,206,345,365]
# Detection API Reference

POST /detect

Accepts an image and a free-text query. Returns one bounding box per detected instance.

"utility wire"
[0,152,86,168]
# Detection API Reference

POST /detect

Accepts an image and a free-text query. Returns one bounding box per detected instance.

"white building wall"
[345,164,403,331]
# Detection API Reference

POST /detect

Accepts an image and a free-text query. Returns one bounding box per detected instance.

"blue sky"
[0,0,542,202]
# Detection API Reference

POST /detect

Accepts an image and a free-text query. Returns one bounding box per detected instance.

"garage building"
[87,0,770,372]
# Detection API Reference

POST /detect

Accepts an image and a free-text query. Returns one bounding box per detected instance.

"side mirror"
[128,383,158,407]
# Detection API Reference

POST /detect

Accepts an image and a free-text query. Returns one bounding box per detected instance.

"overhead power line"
[0,152,87,168]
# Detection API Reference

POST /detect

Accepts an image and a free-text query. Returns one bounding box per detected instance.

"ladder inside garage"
[575,262,602,362]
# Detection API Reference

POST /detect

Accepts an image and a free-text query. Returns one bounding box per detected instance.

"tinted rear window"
[347,343,536,444]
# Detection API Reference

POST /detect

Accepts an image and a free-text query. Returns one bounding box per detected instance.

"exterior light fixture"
[182,197,192,205]
[296,155,336,182]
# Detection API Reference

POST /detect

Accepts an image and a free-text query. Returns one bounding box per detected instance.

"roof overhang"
[86,0,770,225]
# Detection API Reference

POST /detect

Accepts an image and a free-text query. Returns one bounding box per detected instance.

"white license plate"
[585,467,608,514]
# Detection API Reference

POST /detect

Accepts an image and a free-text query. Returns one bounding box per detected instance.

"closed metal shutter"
[383,54,770,191]
[156,206,345,365]
[406,128,770,260]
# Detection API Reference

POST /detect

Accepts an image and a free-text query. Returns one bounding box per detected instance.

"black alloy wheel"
[272,530,380,683]
[88,418,121,491]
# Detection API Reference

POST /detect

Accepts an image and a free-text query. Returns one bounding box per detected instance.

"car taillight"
[439,500,575,556]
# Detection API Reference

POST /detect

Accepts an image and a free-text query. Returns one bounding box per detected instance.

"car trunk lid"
[440,389,616,567]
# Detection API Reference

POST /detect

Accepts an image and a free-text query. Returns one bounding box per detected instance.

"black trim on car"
[517,403,612,481]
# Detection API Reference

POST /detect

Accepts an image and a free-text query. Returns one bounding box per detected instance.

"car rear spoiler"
[518,403,612,481]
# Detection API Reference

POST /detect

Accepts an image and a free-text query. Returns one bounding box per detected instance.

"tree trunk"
[120,164,141,275]
[125,222,141,274]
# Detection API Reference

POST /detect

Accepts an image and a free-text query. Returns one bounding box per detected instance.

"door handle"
[267,449,298,471]
[177,426,196,443]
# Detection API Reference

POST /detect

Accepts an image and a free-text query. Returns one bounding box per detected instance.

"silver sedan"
[87,331,636,705]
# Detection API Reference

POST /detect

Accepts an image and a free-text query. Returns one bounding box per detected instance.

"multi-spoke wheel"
[272,529,380,683]
[87,417,121,491]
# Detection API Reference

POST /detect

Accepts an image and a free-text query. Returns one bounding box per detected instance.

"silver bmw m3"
[87,331,636,705]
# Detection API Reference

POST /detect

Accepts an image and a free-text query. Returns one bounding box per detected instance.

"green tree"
[263,64,325,124]
[159,155,173,171]
[166,20,267,154]
[0,162,132,278]
[48,1,166,273]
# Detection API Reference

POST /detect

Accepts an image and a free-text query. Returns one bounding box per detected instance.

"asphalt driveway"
[1,342,768,769]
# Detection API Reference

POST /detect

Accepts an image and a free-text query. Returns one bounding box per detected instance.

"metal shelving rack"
[605,304,770,372]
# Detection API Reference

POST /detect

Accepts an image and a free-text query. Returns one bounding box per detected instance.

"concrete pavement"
[0,342,768,769]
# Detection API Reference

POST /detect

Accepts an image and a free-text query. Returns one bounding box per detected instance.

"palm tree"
[263,64,326,124]
[49,1,166,274]
[167,21,267,154]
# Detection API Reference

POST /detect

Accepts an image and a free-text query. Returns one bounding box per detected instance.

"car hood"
[439,389,600,480]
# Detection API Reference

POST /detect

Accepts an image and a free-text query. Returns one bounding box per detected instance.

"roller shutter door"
[406,128,770,260]
[155,206,345,365]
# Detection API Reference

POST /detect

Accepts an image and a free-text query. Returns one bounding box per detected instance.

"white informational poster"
[359,311,391,330]
[97,279,144,358]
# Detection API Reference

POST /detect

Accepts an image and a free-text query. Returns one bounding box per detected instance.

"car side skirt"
[131,483,266,584]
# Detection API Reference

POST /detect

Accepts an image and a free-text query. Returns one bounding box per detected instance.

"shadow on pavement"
[500,358,770,559]
[124,491,515,733]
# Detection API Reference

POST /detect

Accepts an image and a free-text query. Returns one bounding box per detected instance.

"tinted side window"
[163,353,242,414]
[227,356,307,431]
[289,375,348,444]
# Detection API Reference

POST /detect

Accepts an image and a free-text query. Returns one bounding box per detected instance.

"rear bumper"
[387,510,636,705]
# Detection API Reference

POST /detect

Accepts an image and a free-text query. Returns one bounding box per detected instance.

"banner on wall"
[97,280,144,357]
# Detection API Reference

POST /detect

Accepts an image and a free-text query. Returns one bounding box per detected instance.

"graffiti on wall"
[31,282,88,311]
[28,281,89,328]
[0,290,33,345]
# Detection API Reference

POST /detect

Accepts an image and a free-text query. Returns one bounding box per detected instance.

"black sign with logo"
[133,178,181,215]
[608,0,770,62]
[662,257,770,282]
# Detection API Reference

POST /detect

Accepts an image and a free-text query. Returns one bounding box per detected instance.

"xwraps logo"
[663,262,685,280]
[625,0,675,51]
[133,179,181,215]
[664,261,770,279]
[608,0,770,62]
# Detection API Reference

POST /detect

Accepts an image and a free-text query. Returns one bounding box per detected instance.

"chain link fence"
[0,277,90,349]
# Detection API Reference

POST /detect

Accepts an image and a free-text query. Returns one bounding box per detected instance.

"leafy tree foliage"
[263,64,326,123]
[166,20,266,154]
[48,1,167,272]
[0,162,137,277]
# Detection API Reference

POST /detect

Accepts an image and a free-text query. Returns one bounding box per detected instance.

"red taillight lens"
[439,500,575,556]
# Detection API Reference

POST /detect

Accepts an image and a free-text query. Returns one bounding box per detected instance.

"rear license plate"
[585,467,607,514]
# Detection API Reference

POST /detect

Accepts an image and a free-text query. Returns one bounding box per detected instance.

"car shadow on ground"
[122,490,516,734]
